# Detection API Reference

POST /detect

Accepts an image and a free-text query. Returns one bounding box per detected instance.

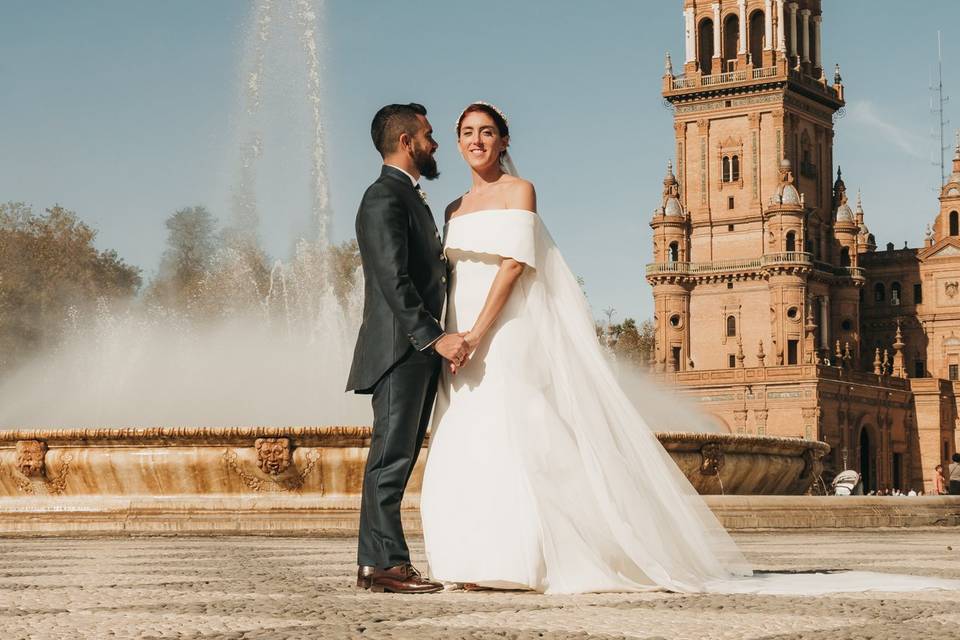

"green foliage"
[607,317,655,367]
[328,238,361,305]
[0,202,141,370]
[145,206,219,311]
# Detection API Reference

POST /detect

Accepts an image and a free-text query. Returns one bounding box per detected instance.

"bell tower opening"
[698,18,714,74]
[722,14,739,72]
[748,10,764,67]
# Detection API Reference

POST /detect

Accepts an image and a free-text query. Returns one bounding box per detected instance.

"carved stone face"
[15,440,47,477]
[255,438,291,476]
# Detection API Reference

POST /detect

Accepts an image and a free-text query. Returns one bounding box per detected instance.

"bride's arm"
[464,181,536,355]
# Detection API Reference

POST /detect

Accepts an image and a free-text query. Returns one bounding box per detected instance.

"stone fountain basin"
[0,427,827,499]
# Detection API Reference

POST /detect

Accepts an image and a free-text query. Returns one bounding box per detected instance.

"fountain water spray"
[0,0,371,429]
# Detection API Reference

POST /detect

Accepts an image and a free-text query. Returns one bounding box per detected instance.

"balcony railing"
[646,253,865,279]
[671,66,776,91]
[667,65,841,103]
[752,66,779,79]
[761,251,811,266]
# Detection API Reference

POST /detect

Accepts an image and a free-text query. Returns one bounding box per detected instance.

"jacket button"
[441,276,447,284]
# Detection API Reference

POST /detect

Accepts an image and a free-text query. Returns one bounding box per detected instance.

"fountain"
[0,0,834,535]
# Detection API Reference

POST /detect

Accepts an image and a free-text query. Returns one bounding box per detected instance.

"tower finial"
[856,189,863,212]
[664,51,674,76]
[834,63,842,85]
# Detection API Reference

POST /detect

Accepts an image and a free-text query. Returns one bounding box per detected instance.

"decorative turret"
[892,321,907,379]
[647,160,692,373]
[832,168,859,266]
[934,131,960,241]
[650,160,688,262]
[764,159,806,255]
[804,300,817,364]
[855,190,876,253]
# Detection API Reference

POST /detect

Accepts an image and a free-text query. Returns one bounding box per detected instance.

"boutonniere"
[417,188,428,204]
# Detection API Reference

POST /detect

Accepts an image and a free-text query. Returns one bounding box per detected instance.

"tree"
[328,239,361,305]
[611,317,656,367]
[146,206,218,310]
[0,202,141,370]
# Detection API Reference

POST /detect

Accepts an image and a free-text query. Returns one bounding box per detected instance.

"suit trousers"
[357,347,440,569]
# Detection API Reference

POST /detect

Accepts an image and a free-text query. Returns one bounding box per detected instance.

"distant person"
[907,489,917,497]
[934,464,946,495]
[950,453,960,495]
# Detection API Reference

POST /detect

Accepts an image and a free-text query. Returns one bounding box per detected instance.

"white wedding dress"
[419,209,960,595]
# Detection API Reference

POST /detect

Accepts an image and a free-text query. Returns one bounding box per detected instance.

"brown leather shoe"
[356,565,375,589]
[369,563,442,594]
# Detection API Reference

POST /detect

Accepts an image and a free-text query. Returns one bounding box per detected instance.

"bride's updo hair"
[456,102,509,138]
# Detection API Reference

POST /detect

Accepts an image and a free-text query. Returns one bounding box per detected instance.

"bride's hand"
[463,331,482,357]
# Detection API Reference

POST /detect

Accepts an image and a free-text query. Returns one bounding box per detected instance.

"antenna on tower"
[930,30,951,187]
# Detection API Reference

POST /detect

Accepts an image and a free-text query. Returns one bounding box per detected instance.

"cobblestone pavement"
[1,530,959,639]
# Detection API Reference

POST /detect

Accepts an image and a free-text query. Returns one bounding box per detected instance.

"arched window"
[698,19,714,75]
[722,156,731,182]
[749,10,765,67]
[874,282,886,302]
[785,231,796,252]
[891,282,901,306]
[722,14,739,71]
[731,155,740,181]
[951,211,959,236]
[726,315,736,337]
[668,241,679,262]
[840,246,850,266]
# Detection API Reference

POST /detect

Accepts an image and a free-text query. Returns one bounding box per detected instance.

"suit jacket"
[345,165,447,393]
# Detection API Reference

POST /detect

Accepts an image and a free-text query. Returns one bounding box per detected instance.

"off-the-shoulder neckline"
[445,209,538,226]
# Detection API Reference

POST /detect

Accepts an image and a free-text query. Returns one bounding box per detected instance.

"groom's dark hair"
[371,103,428,157]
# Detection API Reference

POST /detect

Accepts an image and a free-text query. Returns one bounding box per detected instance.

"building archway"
[722,14,739,71]
[698,19,714,75]
[858,426,875,493]
[748,10,765,66]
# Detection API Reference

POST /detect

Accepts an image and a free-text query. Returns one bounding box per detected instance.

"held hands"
[434,333,470,374]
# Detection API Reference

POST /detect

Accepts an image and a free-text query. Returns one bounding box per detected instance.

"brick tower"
[649,0,859,373]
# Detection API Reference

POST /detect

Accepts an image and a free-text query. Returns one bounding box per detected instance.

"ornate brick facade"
[648,0,960,493]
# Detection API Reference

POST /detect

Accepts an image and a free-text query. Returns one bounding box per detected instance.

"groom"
[346,103,467,594]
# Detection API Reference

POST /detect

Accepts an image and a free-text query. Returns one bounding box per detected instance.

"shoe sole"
[369,584,443,594]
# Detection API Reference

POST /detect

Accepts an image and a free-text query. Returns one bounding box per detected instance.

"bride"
[418,101,960,595]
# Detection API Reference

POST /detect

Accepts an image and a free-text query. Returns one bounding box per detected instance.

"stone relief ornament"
[946,281,959,299]
[3,441,72,495]
[255,437,292,476]
[15,440,47,477]
[699,443,725,476]
[223,443,320,493]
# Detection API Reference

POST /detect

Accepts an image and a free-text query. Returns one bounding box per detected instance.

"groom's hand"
[434,333,469,373]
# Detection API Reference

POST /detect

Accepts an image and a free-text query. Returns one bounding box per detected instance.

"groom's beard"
[414,146,440,181]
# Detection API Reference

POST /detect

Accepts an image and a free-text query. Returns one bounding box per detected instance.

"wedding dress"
[419,209,960,595]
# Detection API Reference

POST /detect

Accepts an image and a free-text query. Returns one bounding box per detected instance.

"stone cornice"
[0,426,373,448]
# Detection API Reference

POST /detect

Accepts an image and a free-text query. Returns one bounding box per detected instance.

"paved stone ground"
[1,530,959,639]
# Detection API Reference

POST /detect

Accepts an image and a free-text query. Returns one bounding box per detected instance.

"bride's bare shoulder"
[444,196,464,222]
[501,176,536,213]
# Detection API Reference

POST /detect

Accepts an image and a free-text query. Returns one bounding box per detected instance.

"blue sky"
[1,1,957,322]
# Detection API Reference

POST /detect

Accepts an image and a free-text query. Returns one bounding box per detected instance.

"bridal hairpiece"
[456,101,510,130]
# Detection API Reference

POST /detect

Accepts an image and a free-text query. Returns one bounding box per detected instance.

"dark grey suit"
[346,165,447,569]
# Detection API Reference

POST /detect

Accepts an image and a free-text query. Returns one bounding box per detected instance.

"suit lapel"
[379,166,442,250]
